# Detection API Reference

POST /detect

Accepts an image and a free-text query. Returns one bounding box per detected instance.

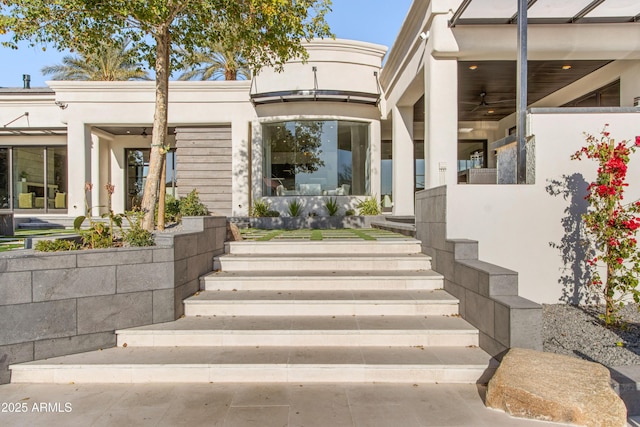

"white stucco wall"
[253,39,386,95]
[446,112,640,303]
[47,81,255,216]
[35,38,387,218]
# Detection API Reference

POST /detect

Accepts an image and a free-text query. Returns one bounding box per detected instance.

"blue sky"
[0,0,413,88]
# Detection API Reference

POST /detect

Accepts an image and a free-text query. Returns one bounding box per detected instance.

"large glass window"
[262,120,370,196]
[11,146,67,211]
[415,141,425,192]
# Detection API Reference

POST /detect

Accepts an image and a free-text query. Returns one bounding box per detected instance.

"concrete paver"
[0,382,576,426]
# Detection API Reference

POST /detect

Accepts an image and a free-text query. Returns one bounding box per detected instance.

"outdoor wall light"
[562,65,572,70]
[469,65,478,70]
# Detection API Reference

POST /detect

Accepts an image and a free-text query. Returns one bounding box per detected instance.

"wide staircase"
[10,238,494,384]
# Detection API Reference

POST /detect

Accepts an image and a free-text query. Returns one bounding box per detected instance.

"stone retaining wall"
[0,216,225,384]
[416,187,542,357]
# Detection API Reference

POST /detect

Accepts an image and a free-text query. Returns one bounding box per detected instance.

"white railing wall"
[445,110,640,303]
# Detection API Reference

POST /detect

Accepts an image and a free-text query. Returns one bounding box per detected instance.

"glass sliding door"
[13,147,45,210]
[47,147,68,210]
[0,148,8,209]
[126,148,177,210]
[126,149,150,210]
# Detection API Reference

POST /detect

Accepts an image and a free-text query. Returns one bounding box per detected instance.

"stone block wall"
[416,187,542,357]
[0,216,225,384]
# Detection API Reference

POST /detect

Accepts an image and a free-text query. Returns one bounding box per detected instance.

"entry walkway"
[0,382,574,426]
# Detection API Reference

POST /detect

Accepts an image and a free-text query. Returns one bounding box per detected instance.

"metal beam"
[449,0,474,27]
[572,0,606,23]
[510,0,538,24]
[516,0,528,184]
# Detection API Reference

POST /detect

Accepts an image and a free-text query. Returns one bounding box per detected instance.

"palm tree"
[42,39,150,81]
[178,44,250,81]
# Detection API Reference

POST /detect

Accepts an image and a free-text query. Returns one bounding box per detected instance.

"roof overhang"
[251,90,380,106]
[0,127,66,136]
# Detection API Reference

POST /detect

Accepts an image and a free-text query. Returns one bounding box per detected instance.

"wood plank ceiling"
[457,60,612,121]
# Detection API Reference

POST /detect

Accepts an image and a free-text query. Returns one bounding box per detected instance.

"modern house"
[0,0,639,307]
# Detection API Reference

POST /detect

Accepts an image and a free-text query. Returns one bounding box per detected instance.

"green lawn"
[239,228,410,241]
[0,228,75,252]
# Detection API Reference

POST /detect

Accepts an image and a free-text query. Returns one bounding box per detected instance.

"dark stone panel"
[116,262,173,293]
[0,342,33,384]
[0,300,76,345]
[34,332,116,360]
[77,292,153,334]
[0,272,32,306]
[32,266,116,301]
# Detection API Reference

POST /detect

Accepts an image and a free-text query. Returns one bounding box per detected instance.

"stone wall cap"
[457,259,518,275]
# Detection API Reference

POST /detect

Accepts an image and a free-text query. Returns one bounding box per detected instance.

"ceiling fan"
[462,92,515,113]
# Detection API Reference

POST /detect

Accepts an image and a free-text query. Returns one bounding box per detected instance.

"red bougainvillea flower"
[636,136,640,146]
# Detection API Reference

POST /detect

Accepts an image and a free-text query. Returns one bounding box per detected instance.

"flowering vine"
[571,126,640,326]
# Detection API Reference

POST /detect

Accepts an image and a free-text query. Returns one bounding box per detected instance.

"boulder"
[226,221,243,241]
[486,348,626,427]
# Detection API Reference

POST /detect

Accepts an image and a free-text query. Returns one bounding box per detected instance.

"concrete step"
[201,270,444,291]
[183,290,459,317]
[116,315,478,347]
[10,346,494,384]
[225,240,422,255]
[213,253,432,272]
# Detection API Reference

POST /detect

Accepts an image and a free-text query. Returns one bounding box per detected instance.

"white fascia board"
[48,81,252,104]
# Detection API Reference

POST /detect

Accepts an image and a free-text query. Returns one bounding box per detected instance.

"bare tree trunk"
[158,154,166,230]
[141,26,171,231]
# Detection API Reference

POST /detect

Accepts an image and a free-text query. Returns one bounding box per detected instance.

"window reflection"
[262,120,370,196]
[10,146,67,211]
[0,148,8,209]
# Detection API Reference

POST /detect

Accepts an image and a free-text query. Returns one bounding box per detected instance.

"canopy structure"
[450,0,639,26]
[451,0,639,182]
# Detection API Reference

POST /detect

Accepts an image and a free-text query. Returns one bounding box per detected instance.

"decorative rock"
[226,222,243,241]
[486,348,627,427]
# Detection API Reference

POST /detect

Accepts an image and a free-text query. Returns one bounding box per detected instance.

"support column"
[232,119,250,216]
[516,0,528,184]
[424,56,458,188]
[110,143,126,214]
[392,106,414,216]
[369,120,382,198]
[90,134,106,215]
[67,121,92,217]
[251,119,263,202]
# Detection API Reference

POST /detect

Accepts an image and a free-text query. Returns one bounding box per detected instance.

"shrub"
[35,239,79,252]
[179,189,209,217]
[251,199,271,217]
[356,196,381,216]
[265,210,280,217]
[345,209,355,216]
[287,199,304,217]
[158,194,181,223]
[122,210,155,247]
[78,221,112,249]
[572,126,640,326]
[324,197,340,216]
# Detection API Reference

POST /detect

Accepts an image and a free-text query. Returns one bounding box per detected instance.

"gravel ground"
[543,304,640,366]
